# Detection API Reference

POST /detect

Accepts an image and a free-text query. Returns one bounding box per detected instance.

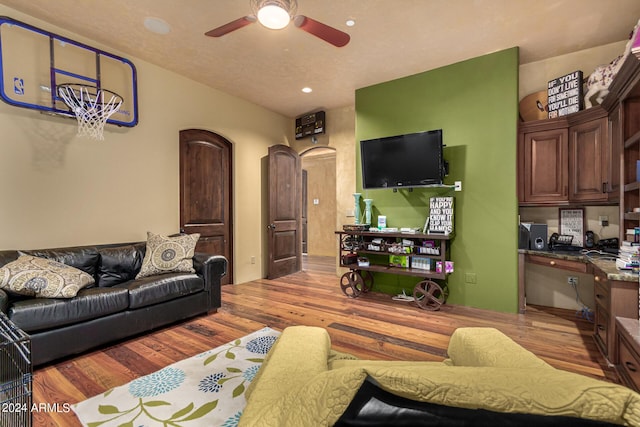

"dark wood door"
[302,169,308,254]
[569,117,608,202]
[180,129,233,284]
[519,128,569,204]
[267,144,302,279]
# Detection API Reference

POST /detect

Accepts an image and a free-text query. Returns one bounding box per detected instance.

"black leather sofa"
[0,241,227,366]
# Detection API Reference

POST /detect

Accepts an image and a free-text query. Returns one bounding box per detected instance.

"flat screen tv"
[360,129,445,189]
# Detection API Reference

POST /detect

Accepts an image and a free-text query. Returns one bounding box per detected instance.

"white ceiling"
[1,0,639,118]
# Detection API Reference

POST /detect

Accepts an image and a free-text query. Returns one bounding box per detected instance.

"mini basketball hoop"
[57,83,123,140]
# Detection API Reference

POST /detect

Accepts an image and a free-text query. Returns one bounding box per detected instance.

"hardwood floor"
[303,254,336,274]
[32,268,616,426]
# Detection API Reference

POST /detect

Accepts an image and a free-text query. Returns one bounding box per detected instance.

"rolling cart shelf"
[344,264,447,280]
[336,230,453,310]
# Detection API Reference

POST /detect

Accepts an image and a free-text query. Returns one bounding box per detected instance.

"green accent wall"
[355,47,519,313]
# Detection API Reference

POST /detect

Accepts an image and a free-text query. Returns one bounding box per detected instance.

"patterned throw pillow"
[136,232,200,279]
[0,255,95,298]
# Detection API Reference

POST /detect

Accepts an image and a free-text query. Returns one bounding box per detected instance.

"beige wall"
[0,5,290,285]
[302,153,336,256]
[291,106,356,263]
[519,41,626,99]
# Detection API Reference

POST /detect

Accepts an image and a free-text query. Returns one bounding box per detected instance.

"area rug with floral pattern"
[73,327,280,427]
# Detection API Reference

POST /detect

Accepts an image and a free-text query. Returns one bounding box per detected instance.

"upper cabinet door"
[519,127,569,204]
[569,117,609,203]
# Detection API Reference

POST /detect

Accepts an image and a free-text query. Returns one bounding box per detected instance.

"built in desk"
[519,249,639,365]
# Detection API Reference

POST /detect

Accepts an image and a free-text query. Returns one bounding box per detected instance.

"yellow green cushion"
[446,327,552,369]
[244,325,331,404]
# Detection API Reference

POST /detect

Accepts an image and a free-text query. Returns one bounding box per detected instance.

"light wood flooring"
[32,267,616,426]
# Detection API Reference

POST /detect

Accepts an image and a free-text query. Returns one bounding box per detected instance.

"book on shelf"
[625,227,640,243]
[616,258,639,270]
[616,243,640,270]
[618,255,639,264]
[619,244,640,252]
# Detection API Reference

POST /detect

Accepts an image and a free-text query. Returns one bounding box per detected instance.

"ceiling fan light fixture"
[251,0,297,30]
[257,5,290,29]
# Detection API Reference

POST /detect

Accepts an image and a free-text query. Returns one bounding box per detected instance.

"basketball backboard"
[0,16,138,127]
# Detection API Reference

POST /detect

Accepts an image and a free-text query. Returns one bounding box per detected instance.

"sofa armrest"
[193,253,227,311]
[242,326,331,423]
[0,289,7,314]
[446,327,551,369]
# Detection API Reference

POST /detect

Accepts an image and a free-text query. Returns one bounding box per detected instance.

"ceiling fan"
[205,0,350,47]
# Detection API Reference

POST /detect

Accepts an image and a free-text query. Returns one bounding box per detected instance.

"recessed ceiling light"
[346,19,356,27]
[144,17,171,35]
[302,87,313,93]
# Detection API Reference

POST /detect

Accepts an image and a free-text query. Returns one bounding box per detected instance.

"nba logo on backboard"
[13,77,24,95]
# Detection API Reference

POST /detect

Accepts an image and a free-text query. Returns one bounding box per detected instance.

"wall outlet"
[464,272,477,284]
[455,181,462,191]
[598,215,609,226]
[567,276,578,286]
[250,256,256,265]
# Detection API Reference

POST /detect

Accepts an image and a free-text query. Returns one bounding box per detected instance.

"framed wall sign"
[547,70,583,118]
[559,208,584,246]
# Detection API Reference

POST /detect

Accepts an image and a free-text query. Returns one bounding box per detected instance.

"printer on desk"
[519,223,548,251]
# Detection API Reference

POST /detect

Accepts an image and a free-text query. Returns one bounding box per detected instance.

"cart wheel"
[356,270,373,293]
[413,280,447,311]
[340,271,364,298]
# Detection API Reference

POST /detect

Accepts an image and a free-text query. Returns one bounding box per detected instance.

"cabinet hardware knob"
[597,325,605,331]
[626,361,638,372]
[595,294,603,299]
[595,276,600,282]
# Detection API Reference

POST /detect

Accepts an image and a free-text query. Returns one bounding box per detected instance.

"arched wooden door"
[180,129,233,284]
[267,144,302,279]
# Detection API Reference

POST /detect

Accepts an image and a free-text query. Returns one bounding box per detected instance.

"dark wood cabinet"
[518,126,568,204]
[616,317,640,392]
[592,264,639,364]
[569,117,610,202]
[518,105,621,205]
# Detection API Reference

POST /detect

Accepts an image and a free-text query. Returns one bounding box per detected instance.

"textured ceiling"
[1,0,639,117]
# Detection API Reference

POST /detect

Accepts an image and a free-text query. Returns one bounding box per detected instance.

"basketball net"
[57,84,123,140]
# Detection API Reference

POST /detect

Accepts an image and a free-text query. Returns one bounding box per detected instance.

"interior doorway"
[179,129,233,284]
[300,147,337,272]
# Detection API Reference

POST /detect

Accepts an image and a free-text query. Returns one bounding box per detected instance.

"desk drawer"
[594,280,611,310]
[595,303,609,357]
[526,255,589,273]
[618,334,640,391]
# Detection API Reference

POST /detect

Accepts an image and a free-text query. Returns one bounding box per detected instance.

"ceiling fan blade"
[293,15,350,47]
[205,16,256,37]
